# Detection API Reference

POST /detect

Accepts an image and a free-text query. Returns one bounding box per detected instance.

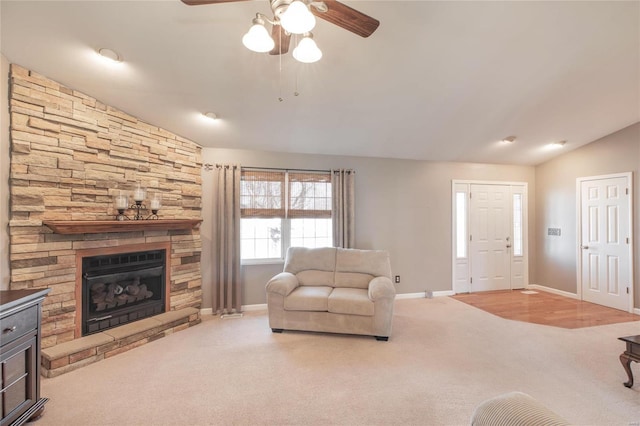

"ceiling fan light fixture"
[280,1,316,34]
[293,33,322,63]
[242,17,275,53]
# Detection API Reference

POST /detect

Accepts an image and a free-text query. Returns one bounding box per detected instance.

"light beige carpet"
[38,297,640,426]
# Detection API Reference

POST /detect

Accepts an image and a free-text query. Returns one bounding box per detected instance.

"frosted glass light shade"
[280,1,316,34]
[293,36,322,63]
[242,22,275,53]
[150,195,162,211]
[133,184,146,202]
[114,193,128,210]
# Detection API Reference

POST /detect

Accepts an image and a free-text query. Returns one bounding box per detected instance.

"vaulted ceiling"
[2,1,638,165]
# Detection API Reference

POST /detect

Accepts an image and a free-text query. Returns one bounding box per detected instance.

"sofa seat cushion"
[284,286,332,312]
[328,288,374,316]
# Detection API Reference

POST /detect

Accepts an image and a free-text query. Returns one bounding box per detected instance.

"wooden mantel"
[43,219,202,235]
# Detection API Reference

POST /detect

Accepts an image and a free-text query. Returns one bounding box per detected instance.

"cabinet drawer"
[0,306,37,346]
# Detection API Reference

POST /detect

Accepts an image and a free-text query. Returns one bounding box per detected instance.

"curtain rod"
[242,166,332,173]
[202,164,333,173]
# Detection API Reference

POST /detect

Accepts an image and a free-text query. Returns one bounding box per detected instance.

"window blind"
[240,170,285,218]
[240,169,331,219]
[288,172,332,218]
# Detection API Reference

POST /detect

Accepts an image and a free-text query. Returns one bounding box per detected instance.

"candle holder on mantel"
[147,194,162,220]
[131,183,146,220]
[113,185,162,221]
[114,192,130,221]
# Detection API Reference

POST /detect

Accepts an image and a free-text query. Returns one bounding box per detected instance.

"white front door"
[469,184,512,292]
[579,174,633,311]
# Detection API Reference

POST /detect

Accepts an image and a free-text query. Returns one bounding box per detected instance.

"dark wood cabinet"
[1,289,50,426]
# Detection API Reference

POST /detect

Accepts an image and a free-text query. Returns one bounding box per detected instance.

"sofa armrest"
[368,276,395,301]
[266,272,299,297]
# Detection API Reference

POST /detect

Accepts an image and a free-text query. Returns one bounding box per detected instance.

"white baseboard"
[243,303,267,312]
[432,290,456,297]
[526,284,579,300]
[396,290,455,299]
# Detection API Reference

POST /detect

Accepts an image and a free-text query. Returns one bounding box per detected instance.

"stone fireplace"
[8,64,204,376]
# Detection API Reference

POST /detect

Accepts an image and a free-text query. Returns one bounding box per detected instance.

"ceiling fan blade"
[269,25,291,55]
[311,0,379,38]
[181,0,251,5]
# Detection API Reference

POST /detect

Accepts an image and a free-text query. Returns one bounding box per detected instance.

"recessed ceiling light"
[97,48,122,63]
[500,136,516,144]
[203,112,218,120]
[550,140,567,148]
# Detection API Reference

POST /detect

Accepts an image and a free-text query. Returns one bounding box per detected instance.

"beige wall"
[1,54,9,290]
[535,122,640,308]
[201,148,536,307]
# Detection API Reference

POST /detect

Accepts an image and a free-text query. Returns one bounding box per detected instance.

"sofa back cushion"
[284,247,337,287]
[296,270,335,287]
[334,272,375,289]
[334,248,391,289]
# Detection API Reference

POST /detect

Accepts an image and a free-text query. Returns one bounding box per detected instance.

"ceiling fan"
[181,0,379,63]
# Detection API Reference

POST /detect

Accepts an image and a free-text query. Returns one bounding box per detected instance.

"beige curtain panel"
[331,169,355,248]
[212,164,242,314]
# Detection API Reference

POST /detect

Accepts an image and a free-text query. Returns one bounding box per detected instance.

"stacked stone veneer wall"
[8,64,203,349]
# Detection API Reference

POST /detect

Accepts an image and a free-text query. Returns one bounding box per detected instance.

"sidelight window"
[456,191,467,258]
[513,193,523,256]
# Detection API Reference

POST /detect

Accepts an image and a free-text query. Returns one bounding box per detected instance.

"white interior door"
[579,174,632,311]
[470,184,511,292]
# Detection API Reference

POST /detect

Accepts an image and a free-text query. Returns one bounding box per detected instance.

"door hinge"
[627,237,630,244]
[626,188,629,195]
[627,287,629,294]
[470,277,473,284]
[469,192,472,199]
[470,235,473,242]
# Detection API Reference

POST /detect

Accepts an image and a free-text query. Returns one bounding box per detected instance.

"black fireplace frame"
[81,248,167,336]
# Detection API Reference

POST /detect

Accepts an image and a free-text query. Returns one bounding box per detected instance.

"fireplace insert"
[82,249,166,335]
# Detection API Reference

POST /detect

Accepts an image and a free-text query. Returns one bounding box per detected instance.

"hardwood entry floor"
[452,290,640,329]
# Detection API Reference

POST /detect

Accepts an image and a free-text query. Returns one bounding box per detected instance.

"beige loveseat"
[266,246,396,340]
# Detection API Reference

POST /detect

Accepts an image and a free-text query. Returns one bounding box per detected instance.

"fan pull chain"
[293,33,299,97]
[278,27,284,102]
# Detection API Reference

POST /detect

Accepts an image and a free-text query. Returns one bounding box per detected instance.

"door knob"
[506,244,512,248]
[581,245,589,250]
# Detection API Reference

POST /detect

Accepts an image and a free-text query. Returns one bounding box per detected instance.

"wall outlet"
[394,275,400,284]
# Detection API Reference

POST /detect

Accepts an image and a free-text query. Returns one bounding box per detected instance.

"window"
[513,193,523,256]
[240,169,332,261]
[455,192,467,258]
